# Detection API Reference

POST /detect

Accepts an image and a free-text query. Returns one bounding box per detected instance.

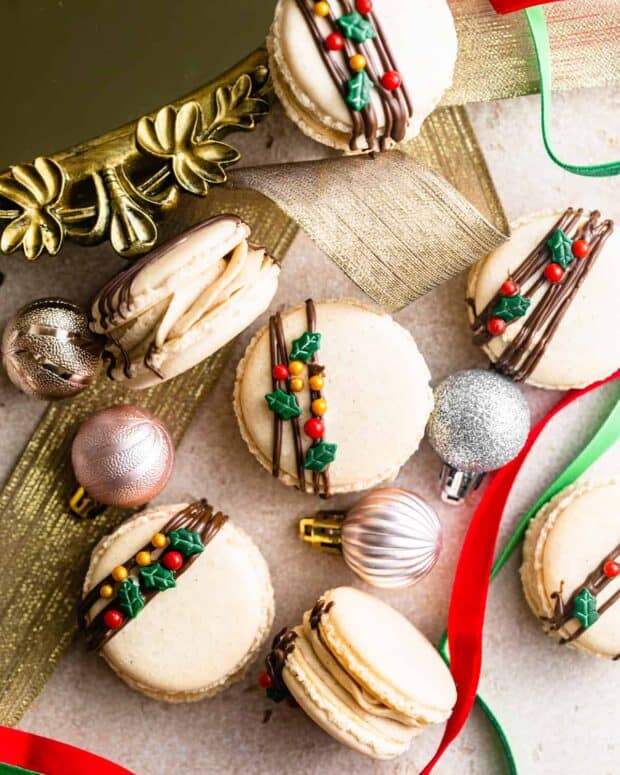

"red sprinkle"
[162,551,183,571]
[325,32,345,51]
[486,317,507,336]
[603,560,620,579]
[258,671,273,689]
[572,239,590,259]
[272,364,289,381]
[544,263,564,283]
[500,279,519,297]
[381,70,401,91]
[304,417,325,440]
[356,0,373,13]
[103,609,124,630]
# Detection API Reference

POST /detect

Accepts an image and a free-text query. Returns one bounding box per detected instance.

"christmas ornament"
[300,487,442,589]
[2,298,102,399]
[426,369,530,504]
[70,405,174,513]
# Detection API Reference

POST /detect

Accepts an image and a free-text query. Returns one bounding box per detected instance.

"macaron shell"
[319,587,456,721]
[234,299,433,494]
[467,210,620,390]
[521,480,620,659]
[283,627,417,759]
[269,0,457,152]
[84,505,274,701]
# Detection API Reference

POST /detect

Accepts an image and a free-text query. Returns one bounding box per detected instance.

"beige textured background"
[1,87,619,774]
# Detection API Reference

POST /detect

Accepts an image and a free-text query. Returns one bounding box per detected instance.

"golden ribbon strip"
[0,104,505,726]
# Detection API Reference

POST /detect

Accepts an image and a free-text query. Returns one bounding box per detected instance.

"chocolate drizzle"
[470,208,614,381]
[546,541,620,656]
[265,627,298,699]
[79,500,227,651]
[92,215,242,380]
[292,0,413,151]
[309,597,334,629]
[268,300,333,497]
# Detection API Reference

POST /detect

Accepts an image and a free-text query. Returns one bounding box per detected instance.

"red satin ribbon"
[489,0,562,13]
[0,725,133,775]
[421,368,620,774]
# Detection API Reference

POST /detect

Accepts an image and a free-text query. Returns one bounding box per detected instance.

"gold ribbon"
[0,104,506,725]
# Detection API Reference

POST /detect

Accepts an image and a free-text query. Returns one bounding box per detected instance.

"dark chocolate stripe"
[80,500,227,651]
[470,209,614,381]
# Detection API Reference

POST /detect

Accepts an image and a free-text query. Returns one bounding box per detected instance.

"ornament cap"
[439,463,485,505]
[68,485,106,519]
[299,512,346,553]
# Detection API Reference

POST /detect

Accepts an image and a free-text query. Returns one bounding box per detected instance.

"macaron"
[233,298,433,496]
[80,501,274,701]
[265,586,456,759]
[267,0,457,153]
[521,479,620,659]
[467,207,618,389]
[90,215,279,389]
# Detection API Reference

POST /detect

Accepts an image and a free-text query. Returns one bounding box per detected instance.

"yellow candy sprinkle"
[136,551,152,567]
[309,375,325,391]
[349,54,367,71]
[152,532,167,549]
[112,566,128,582]
[100,584,114,599]
[290,377,304,392]
[314,0,330,15]
[312,398,328,416]
[288,360,304,376]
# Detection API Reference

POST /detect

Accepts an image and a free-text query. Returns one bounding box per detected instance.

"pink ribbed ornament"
[71,405,174,508]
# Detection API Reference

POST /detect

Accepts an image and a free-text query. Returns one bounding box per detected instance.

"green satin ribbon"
[525,6,620,177]
[439,386,620,774]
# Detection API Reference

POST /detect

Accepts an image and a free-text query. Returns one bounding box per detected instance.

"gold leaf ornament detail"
[0,157,65,260]
[212,72,269,134]
[136,102,240,196]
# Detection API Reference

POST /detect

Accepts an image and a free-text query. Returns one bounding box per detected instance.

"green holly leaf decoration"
[547,228,574,269]
[289,331,322,362]
[265,389,302,420]
[345,70,374,112]
[117,579,145,619]
[491,293,531,323]
[305,441,338,472]
[572,588,599,630]
[266,686,288,703]
[337,12,376,42]
[139,563,176,591]
[168,528,205,557]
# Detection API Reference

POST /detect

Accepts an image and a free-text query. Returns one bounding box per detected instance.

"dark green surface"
[0,1,275,169]
[0,765,43,775]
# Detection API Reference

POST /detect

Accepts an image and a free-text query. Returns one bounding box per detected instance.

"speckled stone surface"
[2,87,619,774]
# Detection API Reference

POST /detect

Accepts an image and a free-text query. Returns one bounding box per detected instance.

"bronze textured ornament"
[0,50,270,260]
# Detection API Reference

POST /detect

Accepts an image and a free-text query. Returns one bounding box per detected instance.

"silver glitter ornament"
[2,298,102,399]
[71,405,175,509]
[299,488,442,589]
[426,368,530,504]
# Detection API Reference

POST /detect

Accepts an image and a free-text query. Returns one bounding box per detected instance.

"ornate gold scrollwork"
[0,49,271,260]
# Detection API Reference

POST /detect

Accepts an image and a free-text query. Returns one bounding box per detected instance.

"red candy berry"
[544,263,564,283]
[487,317,506,336]
[572,239,590,259]
[258,671,273,689]
[603,560,620,579]
[162,551,183,571]
[304,417,324,440]
[325,32,345,51]
[103,609,124,630]
[500,279,519,297]
[272,364,289,381]
[381,70,401,91]
[356,0,373,13]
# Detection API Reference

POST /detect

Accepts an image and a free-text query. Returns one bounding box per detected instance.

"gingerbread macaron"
[467,207,617,389]
[268,0,457,152]
[234,298,433,496]
[80,501,274,701]
[521,479,620,660]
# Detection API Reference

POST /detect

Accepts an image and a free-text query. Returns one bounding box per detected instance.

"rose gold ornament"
[299,487,442,589]
[2,298,102,399]
[71,405,174,509]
